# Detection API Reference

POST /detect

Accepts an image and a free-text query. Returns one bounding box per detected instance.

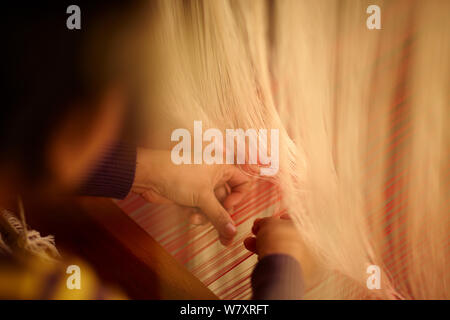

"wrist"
[133,148,155,190]
[259,245,303,265]
[133,148,175,190]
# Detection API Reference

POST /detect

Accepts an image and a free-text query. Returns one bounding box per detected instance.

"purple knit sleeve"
[77,142,137,199]
[251,254,305,300]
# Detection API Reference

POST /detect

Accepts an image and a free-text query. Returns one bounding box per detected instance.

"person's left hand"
[131,148,253,245]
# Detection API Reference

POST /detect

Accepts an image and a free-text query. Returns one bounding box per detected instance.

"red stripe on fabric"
[204,252,254,286]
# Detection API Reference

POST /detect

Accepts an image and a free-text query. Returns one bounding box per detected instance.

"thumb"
[198,192,237,245]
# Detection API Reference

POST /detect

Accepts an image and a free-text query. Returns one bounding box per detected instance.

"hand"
[244,215,316,281]
[131,148,252,245]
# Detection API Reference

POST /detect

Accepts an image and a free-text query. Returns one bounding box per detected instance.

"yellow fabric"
[0,256,126,300]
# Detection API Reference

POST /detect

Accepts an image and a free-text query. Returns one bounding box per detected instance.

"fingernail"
[224,183,231,195]
[225,222,237,236]
[220,237,233,246]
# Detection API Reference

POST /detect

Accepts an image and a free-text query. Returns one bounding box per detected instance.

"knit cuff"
[77,142,137,199]
[251,254,305,300]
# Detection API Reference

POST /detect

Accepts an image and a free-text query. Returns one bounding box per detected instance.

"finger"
[252,218,262,235]
[198,192,237,243]
[189,212,207,225]
[280,213,292,220]
[220,236,234,246]
[252,217,273,235]
[178,206,208,225]
[179,206,195,219]
[222,167,252,209]
[214,184,230,203]
[243,237,257,253]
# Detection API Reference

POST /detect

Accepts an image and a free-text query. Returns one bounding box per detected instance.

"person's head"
[1,1,150,197]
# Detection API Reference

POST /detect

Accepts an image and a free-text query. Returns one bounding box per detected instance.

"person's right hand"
[244,214,316,282]
[243,215,305,262]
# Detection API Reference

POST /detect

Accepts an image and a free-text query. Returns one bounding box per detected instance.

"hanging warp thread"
[117,0,449,300]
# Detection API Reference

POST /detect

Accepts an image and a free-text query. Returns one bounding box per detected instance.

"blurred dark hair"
[1,1,143,183]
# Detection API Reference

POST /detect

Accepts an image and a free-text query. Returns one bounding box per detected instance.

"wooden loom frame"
[24,196,217,299]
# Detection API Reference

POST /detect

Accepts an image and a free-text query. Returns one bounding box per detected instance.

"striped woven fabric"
[116,180,282,300]
[364,2,415,299]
